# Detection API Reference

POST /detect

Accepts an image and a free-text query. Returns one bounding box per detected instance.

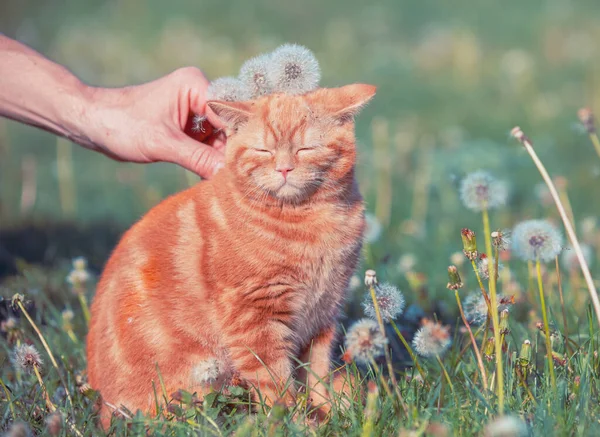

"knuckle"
[172,66,206,83]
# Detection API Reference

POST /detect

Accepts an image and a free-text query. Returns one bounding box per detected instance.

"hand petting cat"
[0,35,225,178]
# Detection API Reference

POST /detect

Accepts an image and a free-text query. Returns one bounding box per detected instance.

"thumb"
[174,135,225,178]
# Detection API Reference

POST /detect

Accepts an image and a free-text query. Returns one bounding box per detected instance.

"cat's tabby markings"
[87,84,376,427]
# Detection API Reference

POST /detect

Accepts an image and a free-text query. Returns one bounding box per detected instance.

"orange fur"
[87,84,376,427]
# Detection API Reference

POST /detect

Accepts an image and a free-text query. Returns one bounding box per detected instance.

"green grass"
[2,0,600,435]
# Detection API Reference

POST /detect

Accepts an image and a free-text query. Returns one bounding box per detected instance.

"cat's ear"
[316,84,377,124]
[206,101,253,129]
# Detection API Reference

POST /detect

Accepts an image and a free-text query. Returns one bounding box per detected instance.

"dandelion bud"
[267,44,321,95]
[364,269,378,287]
[499,309,510,335]
[483,338,495,361]
[363,283,405,322]
[519,340,532,363]
[535,321,544,331]
[578,107,596,134]
[510,126,529,144]
[446,265,463,290]
[461,228,478,261]
[552,351,567,367]
[12,344,43,374]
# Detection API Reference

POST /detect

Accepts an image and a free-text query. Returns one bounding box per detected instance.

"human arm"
[0,34,224,177]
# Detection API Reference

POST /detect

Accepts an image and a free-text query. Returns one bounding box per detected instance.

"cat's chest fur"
[229,201,365,347]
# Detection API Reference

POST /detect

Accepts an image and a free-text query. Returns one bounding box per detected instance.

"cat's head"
[207,84,376,203]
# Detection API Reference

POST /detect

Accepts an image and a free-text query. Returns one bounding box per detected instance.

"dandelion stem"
[16,300,75,413]
[512,127,600,330]
[589,132,600,160]
[368,358,394,401]
[368,284,408,415]
[454,290,488,389]
[482,206,504,414]
[536,258,556,389]
[0,377,15,420]
[389,319,426,379]
[33,364,55,413]
[555,256,570,355]
[77,292,91,326]
[435,354,457,406]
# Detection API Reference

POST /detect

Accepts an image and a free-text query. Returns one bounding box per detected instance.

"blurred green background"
[1,0,600,286]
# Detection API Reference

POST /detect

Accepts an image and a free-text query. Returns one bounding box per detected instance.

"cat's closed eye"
[296,147,317,155]
[252,148,273,155]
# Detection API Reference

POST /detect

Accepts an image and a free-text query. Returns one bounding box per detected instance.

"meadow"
[2,0,600,435]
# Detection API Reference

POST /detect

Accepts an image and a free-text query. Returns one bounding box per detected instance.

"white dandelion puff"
[477,255,503,280]
[463,293,515,325]
[12,344,43,374]
[344,318,387,365]
[239,53,273,98]
[561,244,593,271]
[364,213,382,243]
[206,77,252,102]
[267,44,320,95]
[512,219,563,262]
[192,358,220,385]
[412,319,452,358]
[483,415,528,437]
[459,170,509,212]
[66,257,90,285]
[363,283,405,322]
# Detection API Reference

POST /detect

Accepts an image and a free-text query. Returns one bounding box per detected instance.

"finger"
[205,105,226,130]
[173,134,225,179]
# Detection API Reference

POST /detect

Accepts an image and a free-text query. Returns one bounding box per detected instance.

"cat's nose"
[276,166,294,180]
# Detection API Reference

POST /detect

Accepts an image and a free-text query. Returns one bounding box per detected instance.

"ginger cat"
[87,83,376,427]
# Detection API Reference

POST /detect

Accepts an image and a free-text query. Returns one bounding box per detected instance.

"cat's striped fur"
[87,84,376,426]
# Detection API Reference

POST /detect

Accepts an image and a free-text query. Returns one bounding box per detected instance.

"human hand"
[78,67,226,178]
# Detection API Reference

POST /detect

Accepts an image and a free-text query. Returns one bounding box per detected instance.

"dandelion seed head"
[363,283,405,322]
[364,213,382,243]
[239,53,273,98]
[463,293,514,325]
[483,415,528,437]
[492,229,511,251]
[191,358,220,385]
[477,254,504,280]
[344,318,387,365]
[412,319,451,357]
[5,422,33,437]
[459,170,508,211]
[72,256,87,271]
[397,254,417,273]
[13,344,43,373]
[561,244,593,271]
[61,309,74,322]
[512,219,563,262]
[267,44,320,95]
[206,76,251,102]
